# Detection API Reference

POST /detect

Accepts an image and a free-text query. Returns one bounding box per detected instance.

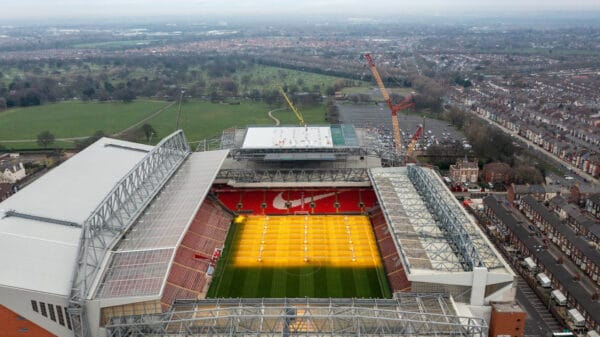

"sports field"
[207,215,391,298]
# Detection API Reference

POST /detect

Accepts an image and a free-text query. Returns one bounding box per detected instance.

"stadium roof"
[242,126,334,149]
[94,150,229,299]
[369,166,509,274]
[0,138,152,296]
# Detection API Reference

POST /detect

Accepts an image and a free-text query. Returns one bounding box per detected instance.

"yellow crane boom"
[364,53,409,156]
[279,87,305,126]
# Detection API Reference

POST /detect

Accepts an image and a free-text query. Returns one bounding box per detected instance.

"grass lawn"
[146,101,327,144]
[237,65,369,94]
[207,216,391,299]
[0,99,328,149]
[0,100,167,142]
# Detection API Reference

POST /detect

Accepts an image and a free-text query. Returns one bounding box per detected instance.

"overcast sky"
[4,0,600,21]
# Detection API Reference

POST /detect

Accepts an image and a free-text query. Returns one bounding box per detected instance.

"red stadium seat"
[161,198,233,309]
[370,207,411,293]
[214,188,378,215]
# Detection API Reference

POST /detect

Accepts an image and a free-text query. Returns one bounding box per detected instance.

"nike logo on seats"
[272,192,336,210]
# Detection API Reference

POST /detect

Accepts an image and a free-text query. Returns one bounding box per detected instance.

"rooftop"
[0,138,152,296]
[94,150,229,299]
[492,302,525,313]
[242,126,334,149]
[521,195,600,267]
[369,166,508,273]
[483,196,600,326]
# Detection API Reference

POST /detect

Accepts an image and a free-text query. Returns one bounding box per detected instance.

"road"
[515,275,563,337]
[267,107,286,126]
[448,101,598,184]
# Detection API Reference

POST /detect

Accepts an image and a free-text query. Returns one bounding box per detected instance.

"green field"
[0,99,328,149]
[147,100,327,143]
[0,100,168,147]
[206,219,392,299]
[238,65,367,93]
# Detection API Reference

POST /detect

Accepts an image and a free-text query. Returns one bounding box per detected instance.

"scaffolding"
[68,130,191,337]
[218,168,370,183]
[369,166,505,273]
[407,165,505,271]
[105,295,487,337]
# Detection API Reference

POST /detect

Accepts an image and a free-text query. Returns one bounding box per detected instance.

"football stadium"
[0,126,516,337]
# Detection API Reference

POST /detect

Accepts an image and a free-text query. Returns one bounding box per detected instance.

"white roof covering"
[0,138,152,296]
[242,126,333,149]
[94,150,229,299]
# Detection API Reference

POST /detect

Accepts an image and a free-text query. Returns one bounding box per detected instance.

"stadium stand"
[369,206,411,292]
[213,188,377,214]
[161,198,233,309]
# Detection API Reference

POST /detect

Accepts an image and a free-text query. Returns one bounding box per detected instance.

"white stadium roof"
[0,138,152,296]
[242,126,333,149]
[94,150,229,299]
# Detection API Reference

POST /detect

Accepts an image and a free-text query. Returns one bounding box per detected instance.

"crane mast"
[364,53,415,157]
[279,87,305,126]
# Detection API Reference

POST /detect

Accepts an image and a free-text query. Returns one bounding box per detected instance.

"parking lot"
[338,103,466,151]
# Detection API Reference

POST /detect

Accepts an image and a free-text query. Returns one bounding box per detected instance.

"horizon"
[3,0,600,24]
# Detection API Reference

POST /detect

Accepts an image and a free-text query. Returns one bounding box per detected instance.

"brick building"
[449,158,479,184]
[482,162,512,184]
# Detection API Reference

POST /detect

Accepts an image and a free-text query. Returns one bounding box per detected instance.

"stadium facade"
[0,127,515,337]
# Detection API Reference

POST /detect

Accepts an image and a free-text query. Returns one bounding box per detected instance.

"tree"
[37,130,55,148]
[75,130,106,150]
[142,124,156,143]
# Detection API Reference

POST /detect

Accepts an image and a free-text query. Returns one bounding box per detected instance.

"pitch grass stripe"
[375,266,393,298]
[340,269,358,297]
[270,269,287,297]
[287,269,300,297]
[256,268,274,298]
[228,267,249,297]
[325,268,344,297]
[352,268,372,298]
[313,266,328,297]
[298,267,316,297]
[242,266,262,297]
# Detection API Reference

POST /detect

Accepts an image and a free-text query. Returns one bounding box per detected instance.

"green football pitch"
[206,217,392,299]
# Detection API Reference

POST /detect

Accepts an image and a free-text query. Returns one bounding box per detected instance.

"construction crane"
[406,124,423,157]
[279,87,305,126]
[364,53,415,155]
